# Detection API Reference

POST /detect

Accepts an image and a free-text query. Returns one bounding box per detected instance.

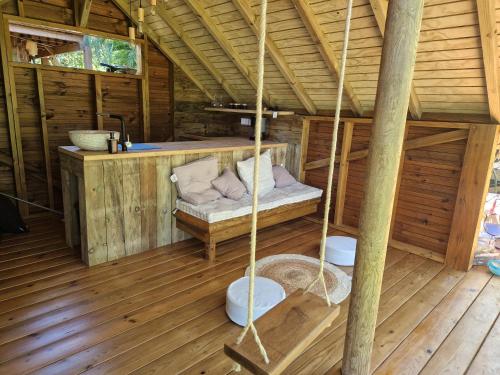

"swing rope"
[235,0,270,365]
[305,0,354,306]
[235,0,354,366]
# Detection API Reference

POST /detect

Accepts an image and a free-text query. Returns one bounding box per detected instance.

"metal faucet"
[96,112,128,152]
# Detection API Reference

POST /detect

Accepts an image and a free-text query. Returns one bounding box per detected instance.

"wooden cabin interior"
[0,0,499,374]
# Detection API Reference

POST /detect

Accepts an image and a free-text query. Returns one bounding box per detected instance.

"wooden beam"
[342,2,424,374]
[35,69,55,209]
[299,118,310,182]
[446,124,499,270]
[17,0,24,16]
[74,0,92,27]
[476,0,500,122]
[94,75,103,129]
[347,129,469,161]
[369,0,423,120]
[0,13,28,216]
[183,0,272,106]
[334,121,353,225]
[291,0,363,116]
[113,0,215,101]
[156,5,242,102]
[232,0,317,114]
[141,34,150,142]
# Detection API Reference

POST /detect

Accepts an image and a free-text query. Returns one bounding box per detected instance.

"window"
[9,21,141,75]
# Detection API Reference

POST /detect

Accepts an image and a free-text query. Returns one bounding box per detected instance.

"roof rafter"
[184,0,273,106]
[476,0,500,122]
[232,0,316,114]
[156,5,243,102]
[113,0,215,101]
[74,0,92,27]
[291,0,363,116]
[370,0,422,120]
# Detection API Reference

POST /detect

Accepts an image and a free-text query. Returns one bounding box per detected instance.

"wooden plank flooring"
[0,215,497,374]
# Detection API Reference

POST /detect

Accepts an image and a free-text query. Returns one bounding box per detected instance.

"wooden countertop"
[59,139,287,161]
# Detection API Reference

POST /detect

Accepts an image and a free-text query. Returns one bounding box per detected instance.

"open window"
[9,20,141,75]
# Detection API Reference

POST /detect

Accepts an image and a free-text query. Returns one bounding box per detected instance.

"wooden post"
[141,35,150,142]
[342,2,424,374]
[334,121,353,225]
[446,124,500,270]
[299,118,310,182]
[94,75,103,130]
[0,13,28,217]
[35,68,55,209]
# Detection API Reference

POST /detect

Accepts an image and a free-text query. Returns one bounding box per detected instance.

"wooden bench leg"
[205,240,216,262]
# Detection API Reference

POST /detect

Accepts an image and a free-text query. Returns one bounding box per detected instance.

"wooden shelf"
[204,107,295,116]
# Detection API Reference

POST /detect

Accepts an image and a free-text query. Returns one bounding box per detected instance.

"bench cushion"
[176,182,323,223]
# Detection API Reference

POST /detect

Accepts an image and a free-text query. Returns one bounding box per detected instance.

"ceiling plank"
[156,5,243,102]
[113,0,215,101]
[232,0,316,114]
[291,0,363,116]
[370,0,422,120]
[184,0,272,106]
[476,0,500,122]
[74,0,92,27]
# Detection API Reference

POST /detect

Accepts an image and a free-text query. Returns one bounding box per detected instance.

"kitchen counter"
[59,139,286,161]
[59,138,288,266]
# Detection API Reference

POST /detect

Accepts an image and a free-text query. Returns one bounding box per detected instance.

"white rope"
[305,0,354,305]
[235,0,270,365]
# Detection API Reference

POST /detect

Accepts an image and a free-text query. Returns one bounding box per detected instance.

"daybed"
[174,182,323,261]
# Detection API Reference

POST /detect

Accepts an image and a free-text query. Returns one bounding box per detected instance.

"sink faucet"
[96,112,128,152]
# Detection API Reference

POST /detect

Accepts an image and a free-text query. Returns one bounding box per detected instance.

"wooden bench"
[174,198,321,261]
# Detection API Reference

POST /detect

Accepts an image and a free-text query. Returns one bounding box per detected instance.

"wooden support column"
[35,68,55,209]
[446,124,499,270]
[299,118,310,182]
[0,13,28,216]
[94,75,103,130]
[334,121,353,225]
[141,35,150,142]
[74,0,92,27]
[342,2,424,374]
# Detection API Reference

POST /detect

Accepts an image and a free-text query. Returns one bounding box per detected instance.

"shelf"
[204,107,295,116]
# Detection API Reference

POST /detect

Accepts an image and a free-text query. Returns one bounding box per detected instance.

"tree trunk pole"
[342,1,424,374]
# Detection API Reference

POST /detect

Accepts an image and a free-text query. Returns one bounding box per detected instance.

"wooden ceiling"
[113,0,496,119]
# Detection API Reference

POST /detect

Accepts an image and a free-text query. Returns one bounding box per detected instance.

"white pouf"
[325,236,357,266]
[226,276,286,326]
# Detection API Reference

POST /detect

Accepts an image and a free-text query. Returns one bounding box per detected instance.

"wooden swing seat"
[224,289,339,375]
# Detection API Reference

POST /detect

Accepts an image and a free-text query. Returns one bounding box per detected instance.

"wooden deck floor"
[0,216,497,374]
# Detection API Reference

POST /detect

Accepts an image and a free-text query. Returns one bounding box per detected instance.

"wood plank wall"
[301,117,497,268]
[0,0,173,215]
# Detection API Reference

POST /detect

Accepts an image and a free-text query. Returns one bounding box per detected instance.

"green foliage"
[50,36,138,71]
[85,36,137,70]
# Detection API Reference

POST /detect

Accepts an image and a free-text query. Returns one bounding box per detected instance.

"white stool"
[226,276,286,326]
[325,236,357,266]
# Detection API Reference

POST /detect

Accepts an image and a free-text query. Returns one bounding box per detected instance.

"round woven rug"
[245,254,351,304]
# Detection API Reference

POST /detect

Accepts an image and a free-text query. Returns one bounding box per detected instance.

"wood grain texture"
[343,2,424,373]
[225,290,339,375]
[0,217,494,374]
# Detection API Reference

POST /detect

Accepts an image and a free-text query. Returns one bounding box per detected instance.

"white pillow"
[237,149,275,197]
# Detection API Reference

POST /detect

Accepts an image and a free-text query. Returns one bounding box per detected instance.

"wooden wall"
[0,0,173,215]
[173,66,242,139]
[301,116,498,269]
[0,54,15,196]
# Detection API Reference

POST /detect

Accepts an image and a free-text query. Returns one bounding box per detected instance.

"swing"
[224,0,353,373]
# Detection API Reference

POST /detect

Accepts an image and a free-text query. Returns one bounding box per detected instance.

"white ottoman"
[325,236,357,266]
[226,276,286,326]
